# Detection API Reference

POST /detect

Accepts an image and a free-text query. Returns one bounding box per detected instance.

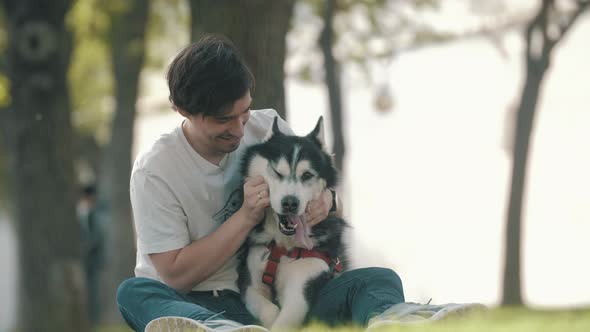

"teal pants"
[117,267,405,331]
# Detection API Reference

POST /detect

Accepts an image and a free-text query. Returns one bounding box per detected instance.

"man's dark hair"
[167,34,255,116]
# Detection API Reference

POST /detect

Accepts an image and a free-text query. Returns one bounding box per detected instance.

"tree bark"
[0,0,89,331]
[189,0,295,119]
[98,0,149,324]
[319,0,345,173]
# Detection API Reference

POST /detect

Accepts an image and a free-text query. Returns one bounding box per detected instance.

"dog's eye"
[301,171,314,181]
[273,168,284,179]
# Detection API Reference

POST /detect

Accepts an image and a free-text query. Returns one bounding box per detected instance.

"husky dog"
[237,117,348,330]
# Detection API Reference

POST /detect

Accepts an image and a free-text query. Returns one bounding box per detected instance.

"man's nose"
[230,118,245,138]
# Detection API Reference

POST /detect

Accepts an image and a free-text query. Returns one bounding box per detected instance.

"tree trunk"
[502,59,546,305]
[501,0,588,305]
[98,0,149,324]
[189,0,295,119]
[0,1,89,331]
[319,0,345,173]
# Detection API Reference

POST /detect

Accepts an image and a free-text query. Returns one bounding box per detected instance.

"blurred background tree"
[97,0,149,324]
[189,0,296,120]
[0,5,11,212]
[0,1,89,331]
[291,0,528,172]
[502,0,589,306]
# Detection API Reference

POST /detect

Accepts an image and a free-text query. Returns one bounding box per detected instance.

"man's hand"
[304,189,333,227]
[241,175,270,226]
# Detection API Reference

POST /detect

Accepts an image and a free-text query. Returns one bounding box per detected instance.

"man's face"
[188,92,252,159]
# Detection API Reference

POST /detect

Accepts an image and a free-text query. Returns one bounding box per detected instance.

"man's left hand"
[304,189,333,227]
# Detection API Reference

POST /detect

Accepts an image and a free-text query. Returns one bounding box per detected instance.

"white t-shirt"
[130,109,292,292]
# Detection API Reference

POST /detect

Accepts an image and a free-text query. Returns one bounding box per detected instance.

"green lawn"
[97,308,590,332]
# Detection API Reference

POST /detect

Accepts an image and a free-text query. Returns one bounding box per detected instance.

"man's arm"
[149,176,269,293]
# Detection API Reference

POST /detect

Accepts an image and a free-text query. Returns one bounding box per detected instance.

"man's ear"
[307,116,328,152]
[263,116,282,142]
[175,106,190,118]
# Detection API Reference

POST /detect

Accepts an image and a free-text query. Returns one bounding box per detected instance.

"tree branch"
[547,0,590,51]
[525,0,550,60]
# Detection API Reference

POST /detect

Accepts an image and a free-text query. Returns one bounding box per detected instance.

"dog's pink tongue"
[290,215,313,250]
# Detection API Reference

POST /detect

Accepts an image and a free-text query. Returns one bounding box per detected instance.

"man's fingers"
[305,211,317,225]
[246,175,265,186]
[257,197,270,208]
[305,201,313,213]
[308,216,320,227]
[253,183,268,195]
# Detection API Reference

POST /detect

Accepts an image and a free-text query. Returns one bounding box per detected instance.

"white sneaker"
[367,302,486,329]
[145,316,269,332]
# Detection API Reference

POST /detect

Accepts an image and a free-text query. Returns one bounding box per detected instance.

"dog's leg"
[244,286,280,328]
[271,260,329,330]
[270,286,309,331]
[242,245,280,327]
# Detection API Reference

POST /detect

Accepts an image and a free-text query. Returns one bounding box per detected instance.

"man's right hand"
[241,175,270,226]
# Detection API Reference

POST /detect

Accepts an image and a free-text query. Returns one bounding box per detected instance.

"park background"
[0,0,589,331]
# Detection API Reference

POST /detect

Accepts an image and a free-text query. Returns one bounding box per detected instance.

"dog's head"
[241,116,338,247]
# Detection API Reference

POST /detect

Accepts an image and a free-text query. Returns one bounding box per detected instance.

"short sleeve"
[130,169,191,254]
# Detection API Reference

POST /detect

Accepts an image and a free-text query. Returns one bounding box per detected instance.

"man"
[117,35,482,332]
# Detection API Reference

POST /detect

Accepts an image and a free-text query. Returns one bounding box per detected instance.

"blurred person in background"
[77,183,105,326]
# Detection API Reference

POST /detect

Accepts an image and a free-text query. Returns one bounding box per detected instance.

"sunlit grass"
[97,307,590,332]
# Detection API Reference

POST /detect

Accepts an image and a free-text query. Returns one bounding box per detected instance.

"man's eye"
[301,172,314,181]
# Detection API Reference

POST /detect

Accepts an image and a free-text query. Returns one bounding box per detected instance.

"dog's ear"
[263,116,283,142]
[308,116,328,151]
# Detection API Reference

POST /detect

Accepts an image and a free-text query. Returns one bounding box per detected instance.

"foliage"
[67,0,114,144]
[144,0,189,69]
[66,0,189,145]
[289,0,519,84]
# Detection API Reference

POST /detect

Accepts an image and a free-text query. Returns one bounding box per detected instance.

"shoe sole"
[145,316,269,332]
[431,303,487,320]
[367,303,487,329]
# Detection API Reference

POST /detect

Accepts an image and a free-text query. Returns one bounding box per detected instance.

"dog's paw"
[271,319,299,332]
[259,303,280,328]
[269,305,307,331]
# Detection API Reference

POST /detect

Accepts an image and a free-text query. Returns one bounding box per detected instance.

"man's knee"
[117,278,138,308]
[350,267,404,295]
[351,267,401,281]
[371,267,403,288]
[117,277,160,308]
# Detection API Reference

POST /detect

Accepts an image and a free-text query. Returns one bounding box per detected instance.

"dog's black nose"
[281,195,299,214]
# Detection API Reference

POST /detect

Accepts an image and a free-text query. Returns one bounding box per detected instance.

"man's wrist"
[235,208,260,230]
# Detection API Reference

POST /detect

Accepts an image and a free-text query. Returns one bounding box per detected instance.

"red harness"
[262,241,343,287]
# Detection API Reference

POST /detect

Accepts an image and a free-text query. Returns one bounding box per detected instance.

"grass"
[97,307,590,332]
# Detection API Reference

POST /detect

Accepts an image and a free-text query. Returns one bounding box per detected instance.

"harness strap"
[262,241,343,287]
